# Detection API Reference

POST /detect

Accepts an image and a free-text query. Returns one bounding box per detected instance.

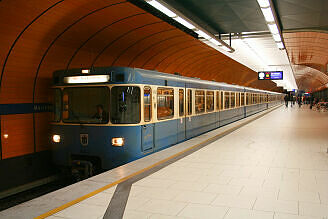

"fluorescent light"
[64,75,110,84]
[277,42,284,49]
[268,23,279,34]
[272,34,281,42]
[257,0,270,8]
[208,38,222,46]
[221,46,231,52]
[261,7,274,22]
[174,17,195,29]
[147,0,177,17]
[195,30,211,39]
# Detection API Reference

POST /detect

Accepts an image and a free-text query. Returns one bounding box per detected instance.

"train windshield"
[62,87,109,124]
[53,89,62,122]
[110,86,140,124]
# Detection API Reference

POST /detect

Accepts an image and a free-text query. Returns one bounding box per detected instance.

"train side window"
[157,88,174,120]
[144,86,152,122]
[216,91,220,111]
[206,91,214,112]
[179,89,184,116]
[241,93,245,106]
[236,92,240,107]
[224,91,230,109]
[187,89,192,115]
[220,91,224,110]
[111,86,140,124]
[195,90,205,114]
[246,93,249,105]
[230,92,235,108]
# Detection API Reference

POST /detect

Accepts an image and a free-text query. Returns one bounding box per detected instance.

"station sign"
[258,71,283,80]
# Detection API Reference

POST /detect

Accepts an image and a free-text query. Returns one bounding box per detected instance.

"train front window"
[62,87,109,124]
[53,89,61,122]
[111,86,141,124]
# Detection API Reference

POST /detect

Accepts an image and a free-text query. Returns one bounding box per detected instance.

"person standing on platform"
[310,96,314,109]
[284,94,289,107]
[298,96,302,108]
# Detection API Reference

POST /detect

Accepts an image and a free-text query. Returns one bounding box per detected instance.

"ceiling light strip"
[256,0,285,49]
[145,0,234,53]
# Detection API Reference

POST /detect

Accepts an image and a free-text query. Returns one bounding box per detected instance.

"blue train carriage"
[50,66,283,173]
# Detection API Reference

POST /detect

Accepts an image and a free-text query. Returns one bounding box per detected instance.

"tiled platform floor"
[124,106,328,219]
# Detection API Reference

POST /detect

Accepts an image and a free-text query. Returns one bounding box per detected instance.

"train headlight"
[112,137,124,147]
[52,134,61,143]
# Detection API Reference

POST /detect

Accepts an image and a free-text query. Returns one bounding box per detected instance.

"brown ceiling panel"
[162,49,210,72]
[284,31,328,91]
[165,50,217,73]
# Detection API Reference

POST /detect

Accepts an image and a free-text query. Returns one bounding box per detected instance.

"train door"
[177,88,186,142]
[141,86,154,153]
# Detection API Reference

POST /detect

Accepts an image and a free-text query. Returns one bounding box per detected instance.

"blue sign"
[258,71,283,80]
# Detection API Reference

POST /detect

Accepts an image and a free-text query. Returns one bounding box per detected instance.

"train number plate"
[80,134,88,146]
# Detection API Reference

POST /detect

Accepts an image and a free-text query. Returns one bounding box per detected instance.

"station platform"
[1,105,328,219]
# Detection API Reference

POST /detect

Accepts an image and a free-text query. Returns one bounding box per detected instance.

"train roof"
[53,66,282,95]
[133,67,281,94]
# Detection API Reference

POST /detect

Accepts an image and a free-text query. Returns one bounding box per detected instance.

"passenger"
[93,104,108,123]
[310,96,314,109]
[298,96,302,108]
[284,94,289,107]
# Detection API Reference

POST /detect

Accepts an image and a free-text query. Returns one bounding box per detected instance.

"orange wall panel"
[1,114,34,159]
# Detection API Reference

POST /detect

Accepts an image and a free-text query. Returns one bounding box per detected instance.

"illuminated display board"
[64,75,110,84]
[258,71,283,80]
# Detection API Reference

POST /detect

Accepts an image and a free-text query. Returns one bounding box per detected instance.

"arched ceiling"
[284,31,328,91]
[0,0,280,107]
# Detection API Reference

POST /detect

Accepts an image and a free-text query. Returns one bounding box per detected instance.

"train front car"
[50,66,283,177]
[51,67,144,175]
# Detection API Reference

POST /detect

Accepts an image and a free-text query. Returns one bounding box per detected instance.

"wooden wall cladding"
[1,114,34,159]
[0,0,279,159]
[284,31,328,91]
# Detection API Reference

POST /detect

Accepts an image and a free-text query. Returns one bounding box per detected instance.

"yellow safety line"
[35,106,280,219]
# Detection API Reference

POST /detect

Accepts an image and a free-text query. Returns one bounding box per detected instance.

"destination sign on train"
[64,75,110,84]
[258,71,283,80]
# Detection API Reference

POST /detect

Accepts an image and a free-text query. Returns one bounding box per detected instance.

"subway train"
[51,66,283,174]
